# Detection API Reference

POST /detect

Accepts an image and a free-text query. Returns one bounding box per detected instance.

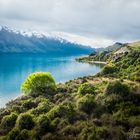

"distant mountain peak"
[0,26,45,38]
[114,42,123,45]
[0,26,94,54]
[104,42,124,52]
[0,26,72,44]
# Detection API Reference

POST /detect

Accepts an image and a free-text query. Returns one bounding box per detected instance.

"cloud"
[53,32,114,48]
[0,0,140,47]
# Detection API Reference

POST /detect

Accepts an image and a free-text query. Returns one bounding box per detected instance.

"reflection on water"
[0,53,104,107]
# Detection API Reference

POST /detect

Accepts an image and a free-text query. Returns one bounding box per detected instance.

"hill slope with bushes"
[77,41,140,82]
[0,41,140,140]
[0,75,140,140]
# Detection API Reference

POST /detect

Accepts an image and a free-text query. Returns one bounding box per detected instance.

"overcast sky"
[0,0,140,47]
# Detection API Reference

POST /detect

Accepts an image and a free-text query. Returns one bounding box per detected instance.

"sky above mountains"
[0,0,140,47]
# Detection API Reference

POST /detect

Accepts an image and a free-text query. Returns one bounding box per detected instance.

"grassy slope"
[0,42,140,140]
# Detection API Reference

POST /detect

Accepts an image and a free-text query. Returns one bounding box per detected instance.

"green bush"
[21,99,37,111]
[77,94,95,114]
[21,72,56,96]
[114,102,138,118]
[78,83,95,95]
[47,103,75,122]
[128,116,140,127]
[78,126,95,140]
[130,70,140,82]
[16,113,35,130]
[0,109,11,123]
[11,105,22,113]
[31,100,52,116]
[87,127,108,140]
[103,94,123,113]
[105,80,130,96]
[6,128,20,140]
[34,96,50,104]
[61,125,79,136]
[0,113,17,134]
[100,65,117,75]
[16,129,29,140]
[35,115,52,137]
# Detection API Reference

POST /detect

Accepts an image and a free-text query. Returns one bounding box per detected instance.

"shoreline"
[75,56,107,65]
[76,59,107,65]
[87,60,106,64]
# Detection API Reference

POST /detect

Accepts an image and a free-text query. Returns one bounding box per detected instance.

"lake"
[0,54,104,107]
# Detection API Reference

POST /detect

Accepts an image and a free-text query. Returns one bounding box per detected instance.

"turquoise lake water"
[0,54,104,107]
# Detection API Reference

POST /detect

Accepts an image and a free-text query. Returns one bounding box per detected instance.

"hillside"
[104,42,124,52]
[0,26,94,55]
[76,42,125,62]
[0,41,140,140]
[0,76,140,140]
[76,41,140,82]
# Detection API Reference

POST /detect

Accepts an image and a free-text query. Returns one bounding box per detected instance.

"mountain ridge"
[0,26,94,55]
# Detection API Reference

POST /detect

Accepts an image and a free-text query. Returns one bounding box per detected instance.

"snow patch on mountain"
[0,26,93,47]
[0,26,67,44]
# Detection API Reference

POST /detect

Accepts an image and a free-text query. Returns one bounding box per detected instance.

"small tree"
[105,80,130,96]
[6,128,20,140]
[35,115,52,137]
[101,65,117,75]
[0,113,17,134]
[77,94,95,114]
[21,72,56,96]
[16,113,35,130]
[78,83,95,95]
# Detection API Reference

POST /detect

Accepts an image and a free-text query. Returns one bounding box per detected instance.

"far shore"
[76,58,107,65]
[88,61,107,64]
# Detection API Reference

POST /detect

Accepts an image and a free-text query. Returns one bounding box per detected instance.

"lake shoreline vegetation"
[0,41,140,140]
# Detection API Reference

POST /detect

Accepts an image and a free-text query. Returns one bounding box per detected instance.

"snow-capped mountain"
[0,26,94,55]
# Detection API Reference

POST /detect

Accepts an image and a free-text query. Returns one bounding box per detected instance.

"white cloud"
[0,0,140,47]
[53,32,114,48]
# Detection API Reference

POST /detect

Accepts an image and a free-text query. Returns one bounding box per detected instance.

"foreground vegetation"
[0,41,140,140]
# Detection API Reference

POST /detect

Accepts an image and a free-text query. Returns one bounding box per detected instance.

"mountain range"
[0,26,94,55]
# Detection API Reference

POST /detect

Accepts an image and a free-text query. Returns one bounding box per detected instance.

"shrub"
[0,109,11,123]
[128,116,140,127]
[11,105,22,113]
[78,83,95,95]
[107,126,126,140]
[61,125,79,136]
[0,113,17,134]
[41,133,57,140]
[130,71,140,82]
[6,128,20,140]
[16,129,29,140]
[47,103,75,122]
[16,113,35,130]
[22,99,37,111]
[114,102,138,118]
[21,72,56,96]
[34,96,49,104]
[103,94,123,113]
[77,94,95,114]
[31,99,52,116]
[78,126,96,140]
[35,115,52,137]
[88,127,108,140]
[100,65,117,75]
[104,80,130,96]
